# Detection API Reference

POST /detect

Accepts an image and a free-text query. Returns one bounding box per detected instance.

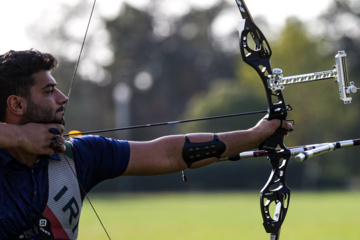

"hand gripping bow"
[235,1,292,239]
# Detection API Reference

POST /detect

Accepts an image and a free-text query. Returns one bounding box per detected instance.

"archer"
[0,49,292,239]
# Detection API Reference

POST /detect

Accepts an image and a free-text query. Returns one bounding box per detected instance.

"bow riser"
[238,19,288,121]
[236,1,291,238]
[260,152,290,234]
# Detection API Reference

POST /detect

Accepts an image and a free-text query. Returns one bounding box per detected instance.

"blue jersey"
[0,135,130,239]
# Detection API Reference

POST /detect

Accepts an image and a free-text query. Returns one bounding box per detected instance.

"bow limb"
[235,0,292,239]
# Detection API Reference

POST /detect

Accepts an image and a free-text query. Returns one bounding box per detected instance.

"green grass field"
[78,192,360,240]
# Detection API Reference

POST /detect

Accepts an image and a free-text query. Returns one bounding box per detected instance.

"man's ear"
[6,95,27,116]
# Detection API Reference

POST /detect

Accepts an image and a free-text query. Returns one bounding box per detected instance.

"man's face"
[19,70,68,125]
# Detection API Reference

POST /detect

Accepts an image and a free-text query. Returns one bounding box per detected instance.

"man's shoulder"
[67,135,129,154]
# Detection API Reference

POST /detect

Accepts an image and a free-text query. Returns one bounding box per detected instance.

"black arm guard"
[182,134,226,167]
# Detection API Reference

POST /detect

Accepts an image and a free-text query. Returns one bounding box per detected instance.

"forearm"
[126,129,264,175]
[177,128,262,169]
[124,118,292,176]
[0,123,65,155]
[0,123,25,148]
[187,129,261,158]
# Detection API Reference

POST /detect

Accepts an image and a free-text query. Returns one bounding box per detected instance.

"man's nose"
[56,89,68,104]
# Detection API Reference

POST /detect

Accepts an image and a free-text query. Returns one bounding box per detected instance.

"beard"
[19,98,64,125]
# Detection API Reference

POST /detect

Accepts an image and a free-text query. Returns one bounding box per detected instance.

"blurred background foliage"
[30,0,360,191]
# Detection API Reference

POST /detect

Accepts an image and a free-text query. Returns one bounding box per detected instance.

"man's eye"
[47,88,55,94]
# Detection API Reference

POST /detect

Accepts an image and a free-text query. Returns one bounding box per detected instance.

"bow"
[233,1,358,239]
[235,0,291,239]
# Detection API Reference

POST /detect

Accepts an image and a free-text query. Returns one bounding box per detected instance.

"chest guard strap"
[182,134,226,167]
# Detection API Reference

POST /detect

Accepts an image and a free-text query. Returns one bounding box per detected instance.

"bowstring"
[63,0,97,116]
[62,153,111,239]
[61,0,111,239]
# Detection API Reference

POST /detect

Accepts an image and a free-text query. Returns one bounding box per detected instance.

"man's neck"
[6,148,39,167]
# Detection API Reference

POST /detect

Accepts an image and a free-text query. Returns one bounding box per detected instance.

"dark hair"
[0,49,58,121]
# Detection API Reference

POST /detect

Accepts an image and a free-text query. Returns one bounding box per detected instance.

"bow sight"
[269,50,358,104]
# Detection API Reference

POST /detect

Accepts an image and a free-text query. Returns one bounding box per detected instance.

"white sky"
[0,0,333,55]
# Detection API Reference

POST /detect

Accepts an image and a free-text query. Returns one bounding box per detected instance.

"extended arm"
[123,118,292,176]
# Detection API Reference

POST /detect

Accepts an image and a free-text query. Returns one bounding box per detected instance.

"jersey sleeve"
[69,135,130,192]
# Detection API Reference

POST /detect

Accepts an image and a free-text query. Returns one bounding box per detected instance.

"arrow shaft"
[64,110,267,137]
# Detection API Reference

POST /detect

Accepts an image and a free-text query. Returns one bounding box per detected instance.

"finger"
[55,124,65,133]
[45,148,55,156]
[54,144,66,153]
[50,142,64,153]
[52,142,66,153]
[281,121,293,133]
[49,128,61,135]
[42,143,55,156]
[49,127,66,151]
[49,135,66,153]
[50,139,59,149]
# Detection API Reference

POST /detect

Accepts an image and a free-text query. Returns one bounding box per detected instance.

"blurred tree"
[105,1,236,140]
